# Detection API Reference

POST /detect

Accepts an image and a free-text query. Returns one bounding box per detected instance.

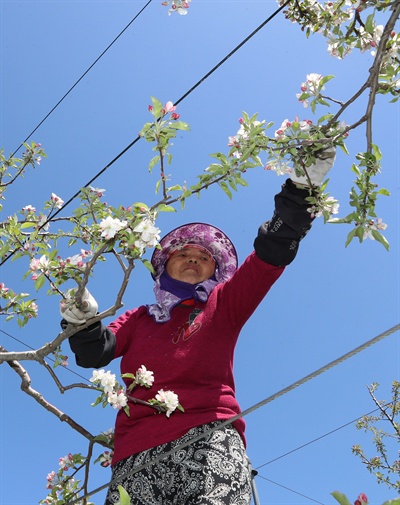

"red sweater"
[108,251,284,465]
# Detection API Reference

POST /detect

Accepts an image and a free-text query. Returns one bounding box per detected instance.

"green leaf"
[141,258,155,274]
[20,221,35,229]
[117,485,131,505]
[148,155,160,172]
[150,96,163,117]
[377,188,390,196]
[372,143,383,161]
[345,228,357,247]
[34,275,46,291]
[219,181,233,199]
[121,373,136,380]
[167,185,182,192]
[371,229,390,250]
[382,499,400,505]
[331,491,352,505]
[169,121,190,131]
[157,204,176,213]
[364,13,375,33]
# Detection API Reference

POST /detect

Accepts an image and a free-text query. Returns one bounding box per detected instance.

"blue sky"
[0,1,399,505]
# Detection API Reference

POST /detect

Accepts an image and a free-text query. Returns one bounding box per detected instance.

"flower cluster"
[91,365,183,418]
[362,218,388,240]
[28,249,93,288]
[133,219,161,254]
[99,216,128,240]
[228,118,265,156]
[40,453,90,505]
[154,389,180,418]
[52,345,68,368]
[22,141,45,167]
[308,196,340,219]
[90,369,128,411]
[161,0,191,16]
[0,282,38,327]
[275,117,313,138]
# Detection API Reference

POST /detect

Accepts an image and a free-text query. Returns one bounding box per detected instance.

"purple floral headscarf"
[147,223,238,322]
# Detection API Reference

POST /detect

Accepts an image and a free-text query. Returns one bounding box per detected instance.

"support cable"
[67,323,399,504]
[10,0,154,157]
[1,0,293,264]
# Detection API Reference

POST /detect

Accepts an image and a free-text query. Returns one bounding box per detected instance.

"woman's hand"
[60,288,98,325]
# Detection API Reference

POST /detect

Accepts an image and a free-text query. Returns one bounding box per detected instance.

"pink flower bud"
[148,105,153,111]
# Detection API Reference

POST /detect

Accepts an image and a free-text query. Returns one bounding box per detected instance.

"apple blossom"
[99,216,128,240]
[89,186,105,197]
[135,365,155,387]
[265,160,292,176]
[363,218,388,240]
[21,204,36,213]
[0,282,9,295]
[354,493,368,505]
[37,214,50,231]
[163,101,176,113]
[59,453,73,471]
[155,389,180,418]
[98,450,113,467]
[90,369,117,394]
[30,255,50,272]
[133,218,161,248]
[163,0,191,16]
[107,390,128,410]
[50,193,64,209]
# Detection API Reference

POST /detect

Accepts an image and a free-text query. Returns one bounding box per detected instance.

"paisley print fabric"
[105,422,252,505]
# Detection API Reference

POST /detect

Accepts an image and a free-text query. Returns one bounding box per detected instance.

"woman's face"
[165,247,216,285]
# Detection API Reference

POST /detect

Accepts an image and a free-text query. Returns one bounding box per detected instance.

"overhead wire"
[256,474,327,505]
[0,328,92,384]
[2,306,392,505]
[66,323,399,504]
[10,0,154,157]
[0,0,292,268]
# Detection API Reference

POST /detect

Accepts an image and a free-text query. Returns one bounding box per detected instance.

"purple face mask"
[146,270,219,323]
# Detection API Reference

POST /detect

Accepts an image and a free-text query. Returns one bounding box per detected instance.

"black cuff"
[61,319,116,368]
[254,179,314,266]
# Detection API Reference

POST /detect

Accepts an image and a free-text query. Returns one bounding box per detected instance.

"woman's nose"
[187,257,198,263]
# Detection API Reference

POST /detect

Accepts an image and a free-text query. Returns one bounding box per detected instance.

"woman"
[61,150,335,504]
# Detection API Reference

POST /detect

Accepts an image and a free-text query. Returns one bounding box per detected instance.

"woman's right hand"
[60,288,98,325]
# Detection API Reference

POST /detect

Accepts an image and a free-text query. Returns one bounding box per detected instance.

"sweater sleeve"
[62,319,116,369]
[254,178,315,266]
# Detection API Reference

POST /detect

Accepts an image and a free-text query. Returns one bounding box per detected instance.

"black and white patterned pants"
[105,422,252,505]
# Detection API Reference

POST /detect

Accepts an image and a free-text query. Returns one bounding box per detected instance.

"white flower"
[29,255,49,272]
[89,186,105,197]
[375,218,387,230]
[51,193,64,209]
[363,218,388,240]
[265,159,292,176]
[59,453,73,469]
[99,216,128,240]
[38,214,50,231]
[156,389,180,418]
[22,204,36,213]
[90,369,117,394]
[133,219,160,248]
[136,365,154,387]
[107,390,128,410]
